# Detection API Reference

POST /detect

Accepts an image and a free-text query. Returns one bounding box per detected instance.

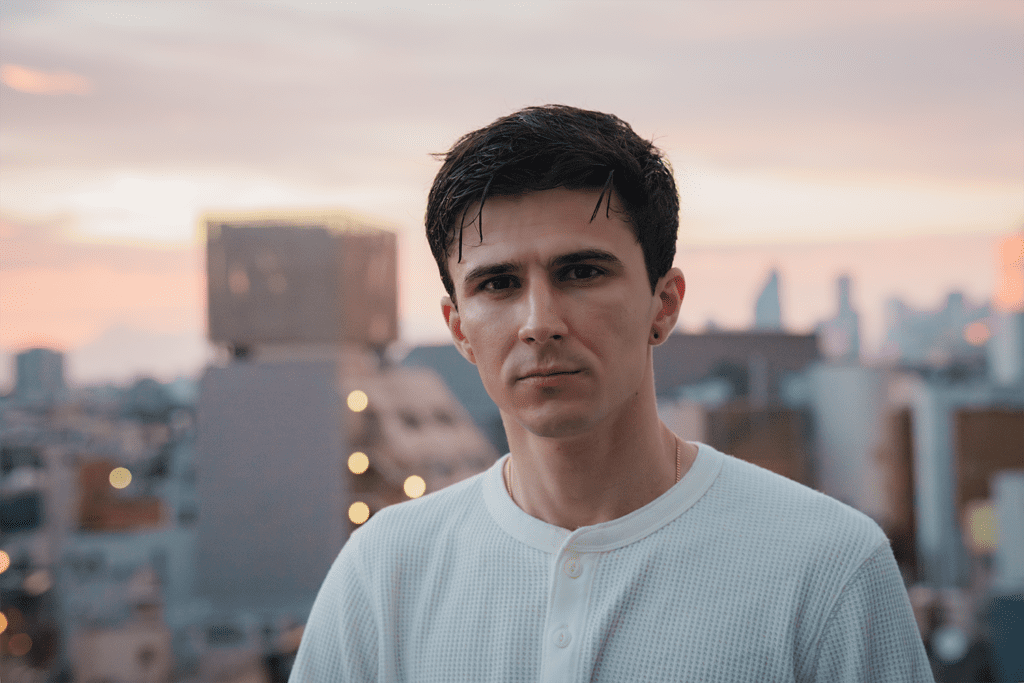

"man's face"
[442,187,683,440]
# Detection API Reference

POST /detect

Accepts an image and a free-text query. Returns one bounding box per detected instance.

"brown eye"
[482,275,517,291]
[562,265,602,281]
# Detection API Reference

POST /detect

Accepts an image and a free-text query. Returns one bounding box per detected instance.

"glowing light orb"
[404,475,426,499]
[348,452,369,475]
[347,390,368,412]
[23,570,52,596]
[965,501,999,554]
[109,467,132,489]
[348,501,370,525]
[0,612,7,635]
[8,632,32,657]
[0,550,9,574]
[964,321,991,346]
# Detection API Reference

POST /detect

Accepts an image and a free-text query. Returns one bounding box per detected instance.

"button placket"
[539,538,594,683]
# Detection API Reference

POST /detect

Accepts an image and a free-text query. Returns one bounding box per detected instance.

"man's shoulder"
[346,465,491,555]
[709,451,888,556]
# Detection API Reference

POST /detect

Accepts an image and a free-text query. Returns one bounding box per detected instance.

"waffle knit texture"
[291,443,934,682]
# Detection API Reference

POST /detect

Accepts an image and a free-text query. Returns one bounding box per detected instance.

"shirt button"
[554,628,572,648]
[563,558,582,578]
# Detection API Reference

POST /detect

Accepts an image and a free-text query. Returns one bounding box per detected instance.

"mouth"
[519,369,582,381]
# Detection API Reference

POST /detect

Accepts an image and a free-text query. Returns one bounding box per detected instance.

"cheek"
[576,293,650,353]
[460,305,507,372]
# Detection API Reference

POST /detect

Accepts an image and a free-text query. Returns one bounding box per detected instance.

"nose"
[518,278,568,344]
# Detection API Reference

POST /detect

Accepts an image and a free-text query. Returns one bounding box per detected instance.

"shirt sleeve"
[808,542,935,683]
[289,536,379,683]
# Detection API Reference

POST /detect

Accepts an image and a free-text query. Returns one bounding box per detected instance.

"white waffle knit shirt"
[291,443,934,682]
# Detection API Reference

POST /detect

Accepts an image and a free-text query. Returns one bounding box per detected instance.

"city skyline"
[1,0,1022,385]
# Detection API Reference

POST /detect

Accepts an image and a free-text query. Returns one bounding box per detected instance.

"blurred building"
[11,348,67,405]
[194,209,496,678]
[892,233,1024,680]
[817,275,861,363]
[1,350,199,682]
[880,291,990,370]
[753,268,782,331]
[653,330,820,488]
[989,233,1024,387]
[205,209,398,355]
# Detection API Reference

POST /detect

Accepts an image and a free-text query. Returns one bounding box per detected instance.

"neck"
[502,378,697,530]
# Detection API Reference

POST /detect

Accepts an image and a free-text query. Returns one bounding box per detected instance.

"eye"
[561,265,603,281]
[480,275,519,292]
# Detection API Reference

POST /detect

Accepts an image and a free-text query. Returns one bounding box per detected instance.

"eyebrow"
[462,249,625,286]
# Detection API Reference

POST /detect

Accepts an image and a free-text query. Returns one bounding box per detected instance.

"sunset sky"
[1,0,1021,386]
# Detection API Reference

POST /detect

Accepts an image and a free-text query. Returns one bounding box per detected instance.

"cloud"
[0,1,1020,246]
[0,63,92,95]
[0,213,203,352]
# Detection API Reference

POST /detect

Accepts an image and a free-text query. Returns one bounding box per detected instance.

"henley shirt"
[291,443,934,682]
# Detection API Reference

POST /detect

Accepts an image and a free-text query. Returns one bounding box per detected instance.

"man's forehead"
[448,188,634,266]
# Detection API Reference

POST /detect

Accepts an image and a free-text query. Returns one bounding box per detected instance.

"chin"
[516,408,596,440]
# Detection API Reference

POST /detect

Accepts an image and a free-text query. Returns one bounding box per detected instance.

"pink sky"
[1,1,1021,386]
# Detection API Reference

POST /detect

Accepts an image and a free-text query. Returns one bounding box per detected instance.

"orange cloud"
[0,264,204,351]
[1,63,92,95]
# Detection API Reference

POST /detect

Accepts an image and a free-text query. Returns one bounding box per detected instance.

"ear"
[441,295,477,364]
[650,267,685,345]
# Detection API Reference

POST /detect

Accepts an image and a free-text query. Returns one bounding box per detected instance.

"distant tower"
[194,209,494,626]
[990,233,1024,386]
[13,348,66,403]
[754,269,783,331]
[817,275,861,363]
[196,210,398,618]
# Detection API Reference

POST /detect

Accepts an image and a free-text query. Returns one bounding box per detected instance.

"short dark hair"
[425,104,679,305]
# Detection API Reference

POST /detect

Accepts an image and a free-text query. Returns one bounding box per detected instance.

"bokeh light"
[23,569,52,596]
[109,466,132,489]
[346,390,368,412]
[965,501,999,554]
[404,475,426,499]
[348,451,369,475]
[348,501,370,524]
[8,632,32,657]
[0,550,9,574]
[0,612,7,635]
[964,321,991,346]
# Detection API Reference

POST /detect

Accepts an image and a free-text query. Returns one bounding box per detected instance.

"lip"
[518,369,582,381]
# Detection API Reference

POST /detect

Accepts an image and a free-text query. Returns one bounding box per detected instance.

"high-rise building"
[12,348,66,403]
[753,269,783,331]
[194,210,496,631]
[989,233,1024,387]
[817,275,861,363]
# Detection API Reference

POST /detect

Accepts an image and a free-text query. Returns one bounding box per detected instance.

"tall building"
[817,275,861,363]
[753,269,783,331]
[989,233,1024,387]
[11,348,66,404]
[194,210,496,640]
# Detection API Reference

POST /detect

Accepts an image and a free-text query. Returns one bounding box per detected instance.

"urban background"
[1,2,1022,682]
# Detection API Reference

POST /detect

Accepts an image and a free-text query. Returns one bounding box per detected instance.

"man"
[291,105,934,681]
